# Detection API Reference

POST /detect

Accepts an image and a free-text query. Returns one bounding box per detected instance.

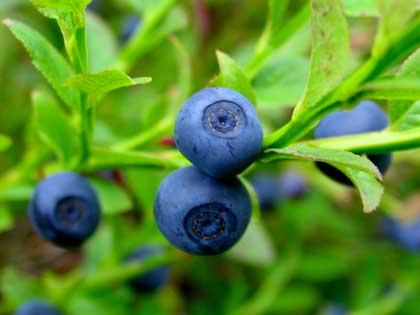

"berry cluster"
[155,87,263,255]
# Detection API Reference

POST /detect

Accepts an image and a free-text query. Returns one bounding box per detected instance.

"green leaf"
[360,77,420,100]
[263,144,382,176]
[253,56,309,107]
[342,0,379,17]
[262,144,383,212]
[30,0,90,72]
[3,19,80,109]
[0,206,13,233]
[293,0,349,116]
[0,267,42,309]
[211,51,257,105]
[30,0,90,25]
[32,90,79,166]
[372,0,419,56]
[0,134,12,152]
[391,49,420,130]
[337,166,384,213]
[228,219,276,267]
[391,101,420,132]
[65,70,151,106]
[255,0,289,55]
[86,12,118,72]
[88,178,132,215]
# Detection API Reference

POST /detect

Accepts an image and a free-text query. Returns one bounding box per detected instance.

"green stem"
[264,17,420,149]
[350,286,411,315]
[74,24,92,168]
[298,128,420,154]
[84,147,188,171]
[112,117,173,150]
[231,251,300,315]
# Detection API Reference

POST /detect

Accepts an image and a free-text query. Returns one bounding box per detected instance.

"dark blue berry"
[154,166,252,255]
[384,217,420,251]
[15,300,62,315]
[121,15,141,43]
[277,171,308,199]
[251,173,280,210]
[126,245,170,292]
[325,304,347,315]
[314,100,392,185]
[87,0,101,12]
[251,171,307,211]
[175,88,263,178]
[28,172,101,248]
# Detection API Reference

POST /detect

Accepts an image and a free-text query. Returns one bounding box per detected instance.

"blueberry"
[314,100,392,185]
[324,304,347,315]
[121,15,141,43]
[175,87,263,178]
[277,171,307,199]
[251,173,280,210]
[28,172,101,248]
[126,245,170,292]
[87,0,101,12]
[251,171,307,211]
[384,217,420,251]
[154,166,252,255]
[15,300,62,315]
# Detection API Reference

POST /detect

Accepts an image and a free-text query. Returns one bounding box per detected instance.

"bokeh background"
[0,1,419,314]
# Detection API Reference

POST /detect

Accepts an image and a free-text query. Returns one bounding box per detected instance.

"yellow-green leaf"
[293,0,349,116]
[65,70,151,106]
[211,51,257,105]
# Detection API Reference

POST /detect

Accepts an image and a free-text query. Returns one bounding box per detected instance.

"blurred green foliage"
[0,1,419,315]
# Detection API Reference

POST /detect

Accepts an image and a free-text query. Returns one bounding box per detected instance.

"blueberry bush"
[0,0,419,314]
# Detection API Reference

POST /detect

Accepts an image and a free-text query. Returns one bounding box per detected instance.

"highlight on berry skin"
[28,172,101,248]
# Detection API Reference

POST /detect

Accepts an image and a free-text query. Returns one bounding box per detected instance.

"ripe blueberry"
[121,15,141,43]
[251,171,307,210]
[251,173,280,210]
[325,304,347,315]
[175,87,263,178]
[384,217,420,251]
[154,166,252,255]
[15,300,62,315]
[314,101,392,185]
[28,172,101,248]
[277,171,308,199]
[126,245,170,292]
